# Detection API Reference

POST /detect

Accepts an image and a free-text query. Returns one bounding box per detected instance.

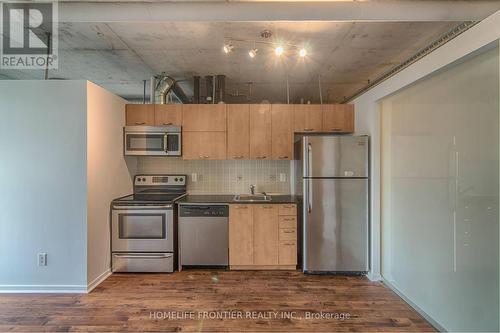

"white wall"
[353,9,500,282]
[0,81,88,291]
[86,82,134,291]
[0,80,133,292]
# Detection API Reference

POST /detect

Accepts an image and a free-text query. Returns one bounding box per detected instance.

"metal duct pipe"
[193,76,200,103]
[216,75,226,103]
[151,74,190,104]
[150,76,156,104]
[205,76,214,103]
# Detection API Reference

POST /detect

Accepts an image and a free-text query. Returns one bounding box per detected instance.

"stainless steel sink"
[233,194,272,202]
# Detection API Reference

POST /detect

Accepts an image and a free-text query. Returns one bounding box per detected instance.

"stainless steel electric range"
[111,174,186,273]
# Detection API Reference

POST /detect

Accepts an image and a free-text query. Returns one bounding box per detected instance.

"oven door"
[165,132,181,156]
[124,132,168,156]
[111,207,173,252]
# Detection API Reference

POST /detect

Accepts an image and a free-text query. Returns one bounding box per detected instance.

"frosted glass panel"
[381,46,499,331]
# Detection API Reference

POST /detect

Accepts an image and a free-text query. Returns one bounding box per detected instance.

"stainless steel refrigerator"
[295,135,369,273]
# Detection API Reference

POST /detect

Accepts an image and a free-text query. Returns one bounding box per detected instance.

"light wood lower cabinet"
[229,203,297,270]
[253,205,279,265]
[229,205,253,265]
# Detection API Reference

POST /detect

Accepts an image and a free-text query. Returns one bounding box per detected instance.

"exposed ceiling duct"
[150,73,190,104]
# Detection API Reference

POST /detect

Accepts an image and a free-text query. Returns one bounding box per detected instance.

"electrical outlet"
[38,253,47,266]
[279,173,287,182]
[191,173,198,182]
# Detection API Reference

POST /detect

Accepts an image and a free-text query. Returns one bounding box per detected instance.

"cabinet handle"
[256,156,267,159]
[283,242,295,246]
[199,155,210,159]
[262,206,274,209]
[135,122,146,125]
[233,155,244,159]
[279,156,289,159]
[163,122,173,126]
[283,205,294,208]
[331,128,342,131]
[283,230,295,234]
[235,206,248,209]
[282,218,295,221]
[304,128,314,131]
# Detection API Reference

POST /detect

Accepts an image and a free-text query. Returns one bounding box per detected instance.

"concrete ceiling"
[0,21,462,103]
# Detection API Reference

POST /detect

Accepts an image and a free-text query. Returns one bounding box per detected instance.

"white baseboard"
[382,278,446,332]
[0,284,87,293]
[87,269,111,293]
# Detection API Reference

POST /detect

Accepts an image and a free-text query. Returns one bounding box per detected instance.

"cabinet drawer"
[279,228,297,241]
[279,216,296,229]
[279,241,297,265]
[112,253,173,273]
[279,204,296,216]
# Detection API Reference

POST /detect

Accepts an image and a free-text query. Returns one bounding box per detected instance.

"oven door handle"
[113,254,173,259]
[112,204,172,209]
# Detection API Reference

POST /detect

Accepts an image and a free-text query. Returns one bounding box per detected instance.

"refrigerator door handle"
[307,142,312,176]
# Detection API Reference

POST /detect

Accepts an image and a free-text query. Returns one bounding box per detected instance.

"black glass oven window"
[127,134,164,151]
[118,214,166,239]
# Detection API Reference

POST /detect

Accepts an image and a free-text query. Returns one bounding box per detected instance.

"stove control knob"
[174,178,178,182]
[142,178,146,182]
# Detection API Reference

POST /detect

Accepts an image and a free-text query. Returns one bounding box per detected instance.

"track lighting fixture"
[299,48,307,57]
[248,48,258,58]
[275,46,284,56]
[223,43,234,54]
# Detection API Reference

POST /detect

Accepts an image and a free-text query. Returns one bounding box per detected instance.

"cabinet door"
[294,105,323,132]
[126,104,155,126]
[227,104,250,160]
[271,104,294,160]
[249,104,271,160]
[229,205,254,265]
[182,104,226,131]
[154,104,182,126]
[322,104,354,133]
[279,241,297,265]
[182,131,226,160]
[253,205,279,265]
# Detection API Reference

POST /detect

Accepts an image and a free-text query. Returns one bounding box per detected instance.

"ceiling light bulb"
[299,48,307,57]
[249,48,258,58]
[275,46,284,56]
[223,43,234,54]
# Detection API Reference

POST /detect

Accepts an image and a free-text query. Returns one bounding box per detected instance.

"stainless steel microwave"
[124,126,181,156]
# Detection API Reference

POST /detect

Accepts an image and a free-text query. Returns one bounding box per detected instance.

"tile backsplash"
[137,157,292,194]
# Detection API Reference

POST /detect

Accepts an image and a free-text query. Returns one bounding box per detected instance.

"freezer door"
[303,178,369,272]
[304,136,369,178]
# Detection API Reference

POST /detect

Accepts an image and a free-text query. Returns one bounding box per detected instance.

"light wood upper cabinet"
[227,104,250,160]
[271,104,294,160]
[253,205,279,265]
[322,104,354,133]
[294,104,323,132]
[249,104,272,160]
[154,104,182,126]
[229,205,253,266]
[126,104,155,126]
[182,131,226,160]
[182,104,226,131]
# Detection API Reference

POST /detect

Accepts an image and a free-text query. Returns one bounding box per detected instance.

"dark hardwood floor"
[0,270,434,332]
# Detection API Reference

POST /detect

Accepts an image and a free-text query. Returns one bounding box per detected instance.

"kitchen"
[0,2,499,332]
[114,97,367,274]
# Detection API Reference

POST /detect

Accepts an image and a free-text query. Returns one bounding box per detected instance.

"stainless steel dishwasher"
[178,204,229,269]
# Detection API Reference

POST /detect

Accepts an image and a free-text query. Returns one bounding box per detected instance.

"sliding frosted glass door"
[381,46,499,331]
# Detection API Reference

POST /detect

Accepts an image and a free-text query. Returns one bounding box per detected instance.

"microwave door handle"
[164,134,169,154]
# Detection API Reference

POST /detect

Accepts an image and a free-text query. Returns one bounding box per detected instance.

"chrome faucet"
[250,184,256,195]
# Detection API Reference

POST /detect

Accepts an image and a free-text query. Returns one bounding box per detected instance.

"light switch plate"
[191,173,198,182]
[279,173,287,182]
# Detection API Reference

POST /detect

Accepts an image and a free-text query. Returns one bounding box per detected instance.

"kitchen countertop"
[176,194,299,205]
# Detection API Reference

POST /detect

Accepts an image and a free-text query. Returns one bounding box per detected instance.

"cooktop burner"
[112,174,187,206]
[113,193,186,205]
